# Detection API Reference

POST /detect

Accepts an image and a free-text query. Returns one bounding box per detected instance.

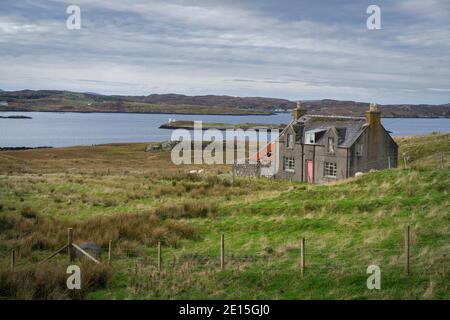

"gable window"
[324,162,337,177]
[327,137,335,154]
[286,133,293,149]
[284,157,295,172]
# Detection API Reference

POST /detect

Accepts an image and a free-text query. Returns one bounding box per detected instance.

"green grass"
[0,134,449,299]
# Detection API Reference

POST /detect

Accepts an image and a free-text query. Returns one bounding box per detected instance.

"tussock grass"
[0,261,111,300]
[0,211,198,254]
[0,134,449,299]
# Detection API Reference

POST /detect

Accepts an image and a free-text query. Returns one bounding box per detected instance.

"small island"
[0,115,32,119]
[159,120,286,131]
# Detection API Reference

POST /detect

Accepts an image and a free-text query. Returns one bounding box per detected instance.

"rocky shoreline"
[159,120,286,131]
[0,146,52,151]
[0,115,32,119]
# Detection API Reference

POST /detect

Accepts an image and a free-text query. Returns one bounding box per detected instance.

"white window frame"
[305,131,315,144]
[284,157,295,172]
[356,143,363,157]
[286,133,293,149]
[328,137,335,154]
[324,161,337,177]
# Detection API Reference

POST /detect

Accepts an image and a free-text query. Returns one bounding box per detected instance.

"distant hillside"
[0,90,448,117]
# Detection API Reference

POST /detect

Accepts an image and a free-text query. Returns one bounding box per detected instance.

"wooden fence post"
[67,228,74,263]
[157,241,162,272]
[404,226,410,275]
[388,156,391,169]
[403,154,408,169]
[108,240,112,266]
[300,238,305,277]
[11,249,15,271]
[220,234,225,271]
[232,166,235,184]
[441,152,444,169]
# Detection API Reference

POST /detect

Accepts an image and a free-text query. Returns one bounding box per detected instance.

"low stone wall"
[233,163,260,177]
[232,163,275,178]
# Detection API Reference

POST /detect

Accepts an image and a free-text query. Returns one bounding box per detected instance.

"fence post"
[67,228,74,263]
[300,238,305,277]
[232,166,235,184]
[403,154,408,169]
[441,152,444,169]
[404,226,410,275]
[11,249,15,271]
[157,241,162,272]
[220,234,225,271]
[388,156,391,169]
[108,240,112,266]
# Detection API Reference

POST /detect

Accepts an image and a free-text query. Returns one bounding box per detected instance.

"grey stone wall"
[233,163,261,177]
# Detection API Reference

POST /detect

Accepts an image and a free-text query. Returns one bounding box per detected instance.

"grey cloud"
[0,0,449,104]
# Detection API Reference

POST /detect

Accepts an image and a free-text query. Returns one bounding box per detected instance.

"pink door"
[306,160,314,183]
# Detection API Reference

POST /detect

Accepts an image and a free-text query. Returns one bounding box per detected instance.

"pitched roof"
[295,114,367,148]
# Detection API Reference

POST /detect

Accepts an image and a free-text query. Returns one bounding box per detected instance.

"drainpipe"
[312,145,316,183]
[346,148,349,178]
[301,143,304,182]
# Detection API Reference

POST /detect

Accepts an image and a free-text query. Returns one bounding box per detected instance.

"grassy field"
[0,133,448,299]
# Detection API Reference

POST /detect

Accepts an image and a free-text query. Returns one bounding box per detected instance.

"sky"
[0,0,449,104]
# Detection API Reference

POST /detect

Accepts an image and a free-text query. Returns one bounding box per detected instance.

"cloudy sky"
[0,0,449,104]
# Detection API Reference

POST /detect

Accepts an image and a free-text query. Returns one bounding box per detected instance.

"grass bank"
[0,133,448,299]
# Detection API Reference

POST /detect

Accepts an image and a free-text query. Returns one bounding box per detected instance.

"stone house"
[233,102,398,183]
[274,102,398,183]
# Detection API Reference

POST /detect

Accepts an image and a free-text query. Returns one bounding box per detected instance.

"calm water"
[0,112,449,147]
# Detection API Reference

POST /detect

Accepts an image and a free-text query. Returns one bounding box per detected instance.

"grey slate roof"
[294,114,367,148]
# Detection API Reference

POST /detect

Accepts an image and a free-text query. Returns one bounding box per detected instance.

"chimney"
[292,101,306,120]
[366,102,381,126]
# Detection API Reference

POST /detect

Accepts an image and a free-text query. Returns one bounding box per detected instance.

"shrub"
[20,205,38,219]
[10,211,198,251]
[0,261,111,299]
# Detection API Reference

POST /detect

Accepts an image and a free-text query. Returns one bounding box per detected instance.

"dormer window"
[305,131,315,144]
[328,137,335,154]
[305,129,325,145]
[286,133,293,149]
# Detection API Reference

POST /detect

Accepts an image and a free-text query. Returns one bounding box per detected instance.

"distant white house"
[0,101,8,106]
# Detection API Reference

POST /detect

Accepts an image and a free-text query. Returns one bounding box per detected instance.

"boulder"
[146,144,161,152]
[161,141,173,150]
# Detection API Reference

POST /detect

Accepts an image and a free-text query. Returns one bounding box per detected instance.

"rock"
[146,144,161,152]
[75,242,102,260]
[288,185,296,191]
[355,172,364,178]
[161,141,173,150]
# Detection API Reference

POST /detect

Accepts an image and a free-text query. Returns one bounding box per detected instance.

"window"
[305,131,315,144]
[356,143,363,157]
[327,137,335,153]
[284,157,295,172]
[324,162,337,177]
[286,133,293,148]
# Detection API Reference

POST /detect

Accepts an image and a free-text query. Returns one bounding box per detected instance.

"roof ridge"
[305,114,366,120]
